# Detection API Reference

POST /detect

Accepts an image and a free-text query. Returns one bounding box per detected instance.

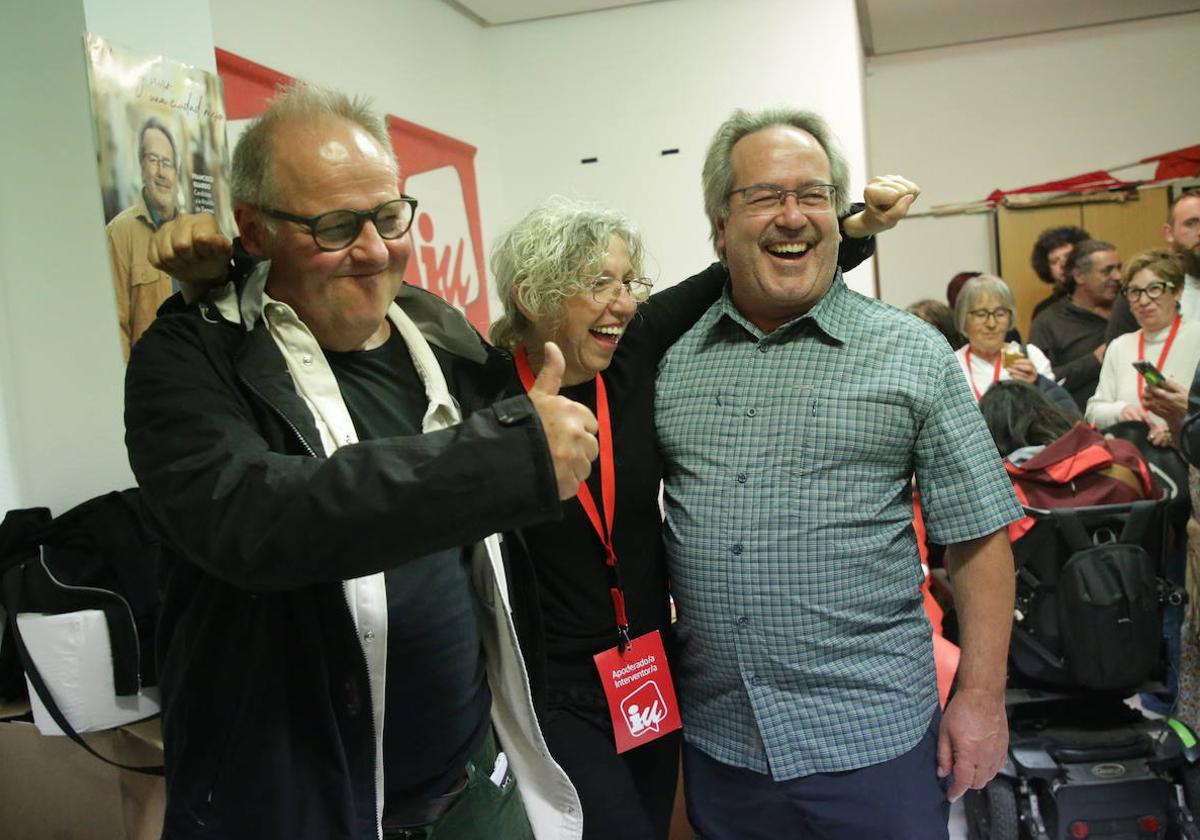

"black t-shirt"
[325,329,490,799]
[516,350,669,689]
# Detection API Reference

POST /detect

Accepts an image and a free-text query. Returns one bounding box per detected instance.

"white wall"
[0,0,216,516]
[208,0,505,309]
[866,12,1200,309]
[483,0,872,294]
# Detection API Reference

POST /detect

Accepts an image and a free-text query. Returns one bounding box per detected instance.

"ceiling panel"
[444,0,1200,52]
[860,0,1200,56]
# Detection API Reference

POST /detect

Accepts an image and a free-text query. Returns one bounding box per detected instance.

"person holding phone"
[1086,249,1200,448]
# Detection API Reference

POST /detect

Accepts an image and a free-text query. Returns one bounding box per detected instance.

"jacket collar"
[225,260,466,456]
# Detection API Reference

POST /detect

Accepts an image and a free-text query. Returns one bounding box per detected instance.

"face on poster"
[85,33,234,360]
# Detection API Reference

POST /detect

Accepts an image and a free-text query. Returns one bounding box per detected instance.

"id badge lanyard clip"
[514,347,630,652]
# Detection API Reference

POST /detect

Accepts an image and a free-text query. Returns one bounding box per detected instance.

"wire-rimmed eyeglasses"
[590,276,653,305]
[727,183,837,216]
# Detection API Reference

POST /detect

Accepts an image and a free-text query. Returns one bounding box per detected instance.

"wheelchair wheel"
[964,778,1020,840]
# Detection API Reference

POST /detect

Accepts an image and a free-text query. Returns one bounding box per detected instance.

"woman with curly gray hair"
[488,198,689,840]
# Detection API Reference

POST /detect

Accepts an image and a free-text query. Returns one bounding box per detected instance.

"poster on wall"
[215,49,491,334]
[85,33,234,362]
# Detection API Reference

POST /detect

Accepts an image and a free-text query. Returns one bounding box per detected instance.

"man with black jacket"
[1028,240,1121,410]
[124,84,594,840]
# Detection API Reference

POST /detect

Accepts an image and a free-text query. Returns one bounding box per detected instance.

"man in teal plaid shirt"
[656,107,1022,839]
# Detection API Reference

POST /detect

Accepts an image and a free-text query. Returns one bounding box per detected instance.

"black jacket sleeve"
[837,202,876,271]
[125,313,561,592]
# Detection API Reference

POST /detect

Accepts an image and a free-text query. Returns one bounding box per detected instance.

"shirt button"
[737,471,748,484]
[302,354,313,366]
[731,543,743,556]
[745,408,757,417]
[363,630,375,642]
[736,616,749,627]
[757,344,769,354]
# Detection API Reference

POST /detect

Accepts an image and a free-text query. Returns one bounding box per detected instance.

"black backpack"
[0,489,164,774]
[1010,499,1176,694]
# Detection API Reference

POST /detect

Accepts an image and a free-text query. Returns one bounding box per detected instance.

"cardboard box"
[0,701,164,840]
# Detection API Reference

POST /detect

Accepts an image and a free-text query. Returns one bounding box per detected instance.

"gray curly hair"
[489,198,646,349]
[701,107,851,260]
[231,82,396,211]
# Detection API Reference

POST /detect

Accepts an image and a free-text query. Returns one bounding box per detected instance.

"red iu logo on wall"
[391,117,489,334]
[216,50,491,335]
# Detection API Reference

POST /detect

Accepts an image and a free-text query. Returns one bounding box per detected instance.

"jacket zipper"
[239,371,383,836]
[345,589,383,839]
[237,374,319,458]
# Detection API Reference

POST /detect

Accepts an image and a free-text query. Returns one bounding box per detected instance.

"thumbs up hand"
[526,342,599,500]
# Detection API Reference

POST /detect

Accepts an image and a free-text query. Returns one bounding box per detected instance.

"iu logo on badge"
[621,681,670,738]
[593,630,682,753]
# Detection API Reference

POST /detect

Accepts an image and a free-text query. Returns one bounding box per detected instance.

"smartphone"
[1133,360,1166,388]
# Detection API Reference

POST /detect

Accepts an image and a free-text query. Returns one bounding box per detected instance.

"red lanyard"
[1137,315,1182,404]
[964,346,1002,402]
[514,346,630,650]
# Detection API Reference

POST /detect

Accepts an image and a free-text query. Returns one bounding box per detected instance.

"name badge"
[592,629,682,753]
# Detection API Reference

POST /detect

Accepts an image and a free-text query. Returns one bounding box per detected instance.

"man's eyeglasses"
[142,153,175,172]
[967,307,1012,324]
[260,197,418,251]
[590,276,653,305]
[1124,281,1170,303]
[728,183,837,216]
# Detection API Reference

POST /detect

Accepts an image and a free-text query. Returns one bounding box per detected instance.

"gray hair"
[489,198,645,349]
[701,107,851,259]
[954,274,1017,337]
[138,117,176,163]
[230,82,395,210]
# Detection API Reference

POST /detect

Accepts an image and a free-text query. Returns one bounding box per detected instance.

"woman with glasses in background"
[953,275,1054,401]
[1085,249,1200,446]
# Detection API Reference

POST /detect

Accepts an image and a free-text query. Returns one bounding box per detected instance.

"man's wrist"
[841,210,872,239]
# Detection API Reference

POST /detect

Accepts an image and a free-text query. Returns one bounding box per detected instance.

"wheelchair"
[962,498,1200,840]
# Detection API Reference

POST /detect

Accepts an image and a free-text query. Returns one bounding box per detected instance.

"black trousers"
[541,694,681,840]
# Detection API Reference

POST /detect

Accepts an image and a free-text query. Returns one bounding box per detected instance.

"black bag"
[1011,499,1174,694]
[0,489,163,775]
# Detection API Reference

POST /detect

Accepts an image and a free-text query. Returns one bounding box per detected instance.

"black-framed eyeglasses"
[590,275,653,305]
[727,183,837,215]
[967,307,1012,324]
[1124,281,1170,302]
[260,196,418,251]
